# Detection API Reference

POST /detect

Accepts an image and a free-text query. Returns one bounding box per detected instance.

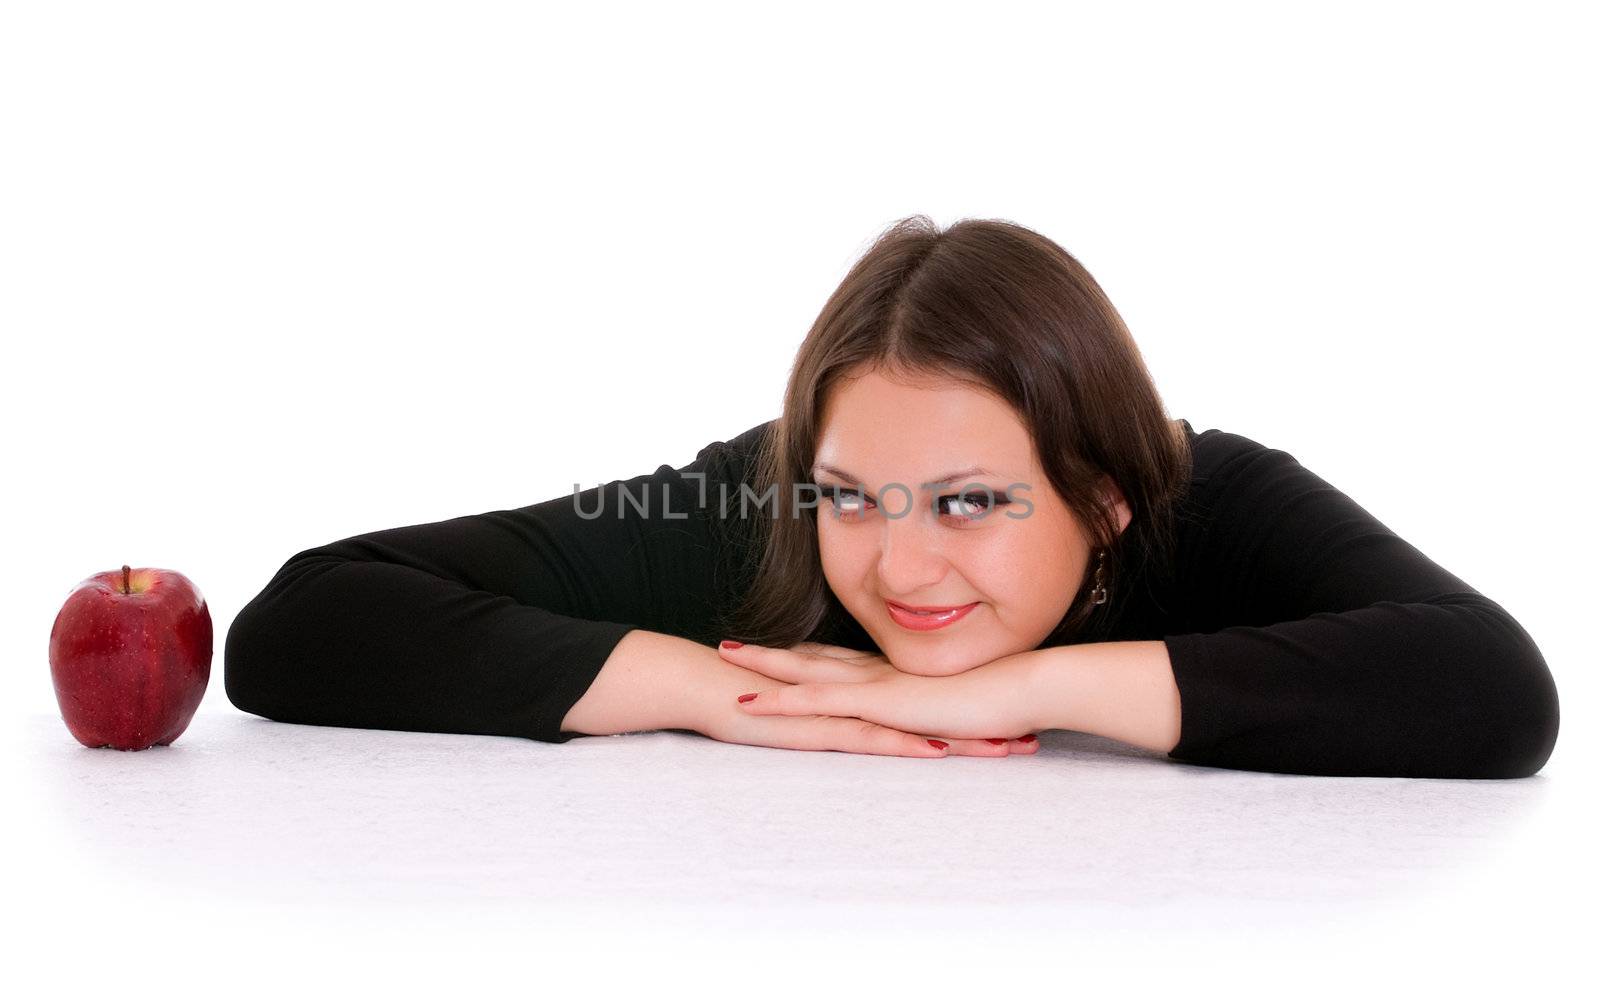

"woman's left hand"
[716,640,1042,747]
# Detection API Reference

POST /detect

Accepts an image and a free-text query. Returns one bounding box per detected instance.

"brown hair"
[716,215,1191,651]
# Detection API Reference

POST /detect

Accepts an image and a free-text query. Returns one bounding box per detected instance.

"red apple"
[49,565,213,750]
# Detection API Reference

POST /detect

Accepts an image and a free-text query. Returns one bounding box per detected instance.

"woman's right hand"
[690,641,1041,758]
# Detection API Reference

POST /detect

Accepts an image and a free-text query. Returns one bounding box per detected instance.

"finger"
[930,733,1042,757]
[733,684,1026,749]
[1007,734,1041,755]
[942,736,1016,758]
[731,681,1037,755]
[720,642,876,684]
[735,681,864,719]
[713,713,1031,759]
[737,715,954,759]
[788,641,881,662]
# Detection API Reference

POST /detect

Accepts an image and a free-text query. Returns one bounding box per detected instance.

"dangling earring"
[1089,548,1108,606]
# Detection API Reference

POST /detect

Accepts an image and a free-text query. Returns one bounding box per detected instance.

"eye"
[819,485,874,519]
[937,489,1009,524]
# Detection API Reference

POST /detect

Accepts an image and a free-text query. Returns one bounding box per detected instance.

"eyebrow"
[810,462,995,488]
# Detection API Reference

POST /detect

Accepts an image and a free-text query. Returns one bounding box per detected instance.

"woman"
[224,216,1559,777]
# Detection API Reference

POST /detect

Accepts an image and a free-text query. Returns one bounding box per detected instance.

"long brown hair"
[716,215,1191,651]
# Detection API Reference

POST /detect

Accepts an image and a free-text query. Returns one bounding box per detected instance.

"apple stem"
[121,564,131,595]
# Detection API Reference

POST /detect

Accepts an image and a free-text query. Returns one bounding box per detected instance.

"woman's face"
[812,369,1130,676]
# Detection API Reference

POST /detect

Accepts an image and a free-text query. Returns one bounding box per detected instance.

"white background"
[5,1,1594,988]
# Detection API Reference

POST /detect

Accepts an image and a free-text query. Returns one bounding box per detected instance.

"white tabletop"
[15,707,1585,989]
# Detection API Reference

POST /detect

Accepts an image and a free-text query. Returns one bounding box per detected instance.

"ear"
[1099,476,1133,536]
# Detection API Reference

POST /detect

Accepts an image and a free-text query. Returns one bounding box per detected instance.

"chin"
[882,641,996,677]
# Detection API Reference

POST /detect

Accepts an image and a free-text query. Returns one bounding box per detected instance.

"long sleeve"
[223,422,768,743]
[1160,438,1560,778]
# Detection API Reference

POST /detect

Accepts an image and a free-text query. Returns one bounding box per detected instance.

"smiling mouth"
[884,599,979,630]
[884,599,975,614]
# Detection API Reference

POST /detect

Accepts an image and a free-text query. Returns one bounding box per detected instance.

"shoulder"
[697,417,774,459]
[719,418,777,459]
[1170,419,1404,575]
[1179,418,1283,482]
[680,418,777,488]
[1175,419,1320,507]
[1166,419,1358,551]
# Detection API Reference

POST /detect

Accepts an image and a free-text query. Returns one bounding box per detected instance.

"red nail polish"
[985,738,1007,746]
[926,739,948,750]
[737,693,757,703]
[721,640,743,650]
[1019,734,1038,744]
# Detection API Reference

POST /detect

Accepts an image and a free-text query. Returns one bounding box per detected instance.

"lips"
[889,594,972,610]
[885,599,979,631]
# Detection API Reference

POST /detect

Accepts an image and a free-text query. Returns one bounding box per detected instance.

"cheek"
[816,517,871,594]
[976,517,1083,615]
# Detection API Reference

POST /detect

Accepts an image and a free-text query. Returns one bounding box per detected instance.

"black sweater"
[223,419,1559,778]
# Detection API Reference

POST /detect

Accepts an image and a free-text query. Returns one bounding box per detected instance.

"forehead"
[814,371,1036,479]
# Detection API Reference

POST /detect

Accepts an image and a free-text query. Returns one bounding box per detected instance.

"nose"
[875,512,949,595]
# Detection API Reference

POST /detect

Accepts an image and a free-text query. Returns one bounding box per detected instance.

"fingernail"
[1018,734,1038,744]
[926,739,948,750]
[985,738,1007,746]
[720,640,743,650]
[737,693,758,703]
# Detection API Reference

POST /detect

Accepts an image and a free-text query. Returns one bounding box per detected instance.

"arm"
[1025,640,1182,754]
[560,629,717,736]
[224,421,771,743]
[1141,438,1559,778]
[561,629,832,738]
